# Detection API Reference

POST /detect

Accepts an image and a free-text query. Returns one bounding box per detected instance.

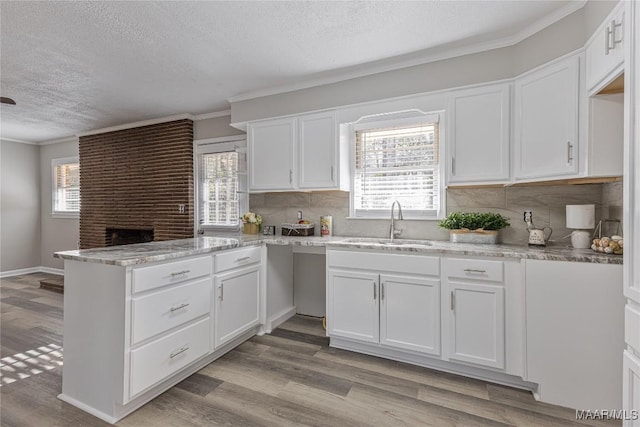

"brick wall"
[79,119,194,249]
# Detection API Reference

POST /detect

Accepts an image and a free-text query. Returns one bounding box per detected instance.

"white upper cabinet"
[248,118,296,191]
[247,111,347,192]
[514,55,580,181]
[298,111,337,189]
[585,2,625,96]
[448,84,510,184]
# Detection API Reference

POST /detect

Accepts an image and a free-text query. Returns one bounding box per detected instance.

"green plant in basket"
[438,212,510,231]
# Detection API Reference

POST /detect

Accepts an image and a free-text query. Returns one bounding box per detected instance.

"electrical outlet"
[178,204,185,214]
[297,210,303,221]
[523,211,532,223]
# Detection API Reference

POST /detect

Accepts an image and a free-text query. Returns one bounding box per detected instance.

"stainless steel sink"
[339,238,433,247]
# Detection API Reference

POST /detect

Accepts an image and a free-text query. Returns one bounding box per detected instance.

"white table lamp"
[566,204,595,249]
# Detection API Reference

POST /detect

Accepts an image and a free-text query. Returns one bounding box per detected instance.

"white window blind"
[198,151,240,226]
[52,158,80,214]
[353,118,441,218]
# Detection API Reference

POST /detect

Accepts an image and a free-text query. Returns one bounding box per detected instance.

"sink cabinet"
[327,250,441,356]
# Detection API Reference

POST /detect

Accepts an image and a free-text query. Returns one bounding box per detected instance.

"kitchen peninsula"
[55,235,622,423]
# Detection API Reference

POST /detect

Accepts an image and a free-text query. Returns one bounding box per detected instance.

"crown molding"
[77,113,195,137]
[39,136,79,146]
[0,137,39,145]
[228,1,586,104]
[193,109,231,120]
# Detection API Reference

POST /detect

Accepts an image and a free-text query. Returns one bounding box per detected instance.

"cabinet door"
[447,281,504,369]
[327,270,379,343]
[623,351,640,427]
[448,84,510,184]
[298,111,337,189]
[514,55,579,180]
[214,265,260,348]
[379,274,440,356]
[248,118,295,191]
[585,4,625,95]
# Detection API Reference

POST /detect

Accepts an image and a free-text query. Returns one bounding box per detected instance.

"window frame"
[51,156,80,219]
[348,111,446,220]
[194,136,248,233]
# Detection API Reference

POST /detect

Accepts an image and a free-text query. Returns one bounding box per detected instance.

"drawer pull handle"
[171,270,190,277]
[169,303,190,312]
[235,256,251,262]
[464,268,487,273]
[373,282,376,300]
[169,346,189,359]
[220,283,224,301]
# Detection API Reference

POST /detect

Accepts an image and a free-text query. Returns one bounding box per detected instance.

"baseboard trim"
[266,306,297,333]
[40,267,64,276]
[0,266,64,279]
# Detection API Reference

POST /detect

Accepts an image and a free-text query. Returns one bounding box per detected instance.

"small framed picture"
[263,225,275,236]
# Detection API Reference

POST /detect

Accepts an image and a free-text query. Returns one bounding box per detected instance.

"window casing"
[195,139,248,230]
[351,112,444,219]
[52,157,80,217]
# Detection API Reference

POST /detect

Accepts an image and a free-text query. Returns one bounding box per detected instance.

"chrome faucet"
[389,200,404,240]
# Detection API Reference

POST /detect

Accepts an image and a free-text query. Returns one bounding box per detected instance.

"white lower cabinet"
[327,251,441,355]
[327,270,379,343]
[59,247,265,424]
[526,259,624,410]
[129,318,211,397]
[327,249,524,391]
[447,281,504,369]
[214,264,261,348]
[380,274,440,355]
[623,351,640,427]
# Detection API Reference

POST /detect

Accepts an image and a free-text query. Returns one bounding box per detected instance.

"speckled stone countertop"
[54,237,255,266]
[54,235,623,266]
[324,238,623,265]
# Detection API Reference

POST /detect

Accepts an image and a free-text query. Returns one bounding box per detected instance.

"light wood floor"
[0,273,618,426]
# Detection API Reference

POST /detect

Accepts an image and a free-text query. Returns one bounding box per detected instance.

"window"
[351,113,443,219]
[52,157,80,216]
[196,138,247,229]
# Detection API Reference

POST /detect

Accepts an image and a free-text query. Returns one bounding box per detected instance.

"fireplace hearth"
[106,228,154,246]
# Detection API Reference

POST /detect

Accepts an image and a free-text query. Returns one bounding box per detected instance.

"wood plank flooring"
[0,273,619,426]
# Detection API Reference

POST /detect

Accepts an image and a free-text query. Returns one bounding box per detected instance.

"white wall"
[230,1,615,123]
[40,140,79,269]
[194,115,245,140]
[0,140,41,272]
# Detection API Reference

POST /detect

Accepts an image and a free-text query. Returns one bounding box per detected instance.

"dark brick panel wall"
[79,119,194,249]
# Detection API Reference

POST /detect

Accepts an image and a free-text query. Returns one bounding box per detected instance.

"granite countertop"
[54,235,623,266]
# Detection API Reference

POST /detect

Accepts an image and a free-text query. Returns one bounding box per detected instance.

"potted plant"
[241,212,263,235]
[438,212,510,244]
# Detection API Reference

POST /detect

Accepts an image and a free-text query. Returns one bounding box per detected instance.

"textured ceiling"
[0,1,578,143]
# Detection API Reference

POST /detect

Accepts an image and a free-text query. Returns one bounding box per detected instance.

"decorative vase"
[449,228,498,244]
[243,223,260,235]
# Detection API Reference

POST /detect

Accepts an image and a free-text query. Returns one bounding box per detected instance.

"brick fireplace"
[79,119,194,249]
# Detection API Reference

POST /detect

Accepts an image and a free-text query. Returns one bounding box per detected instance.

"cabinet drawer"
[133,256,212,293]
[446,258,503,283]
[129,317,210,398]
[131,277,212,344]
[327,250,439,276]
[214,246,261,274]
